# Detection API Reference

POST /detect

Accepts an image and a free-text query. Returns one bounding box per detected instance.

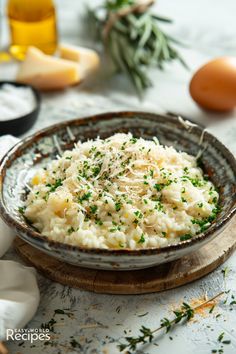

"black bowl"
[0,81,41,136]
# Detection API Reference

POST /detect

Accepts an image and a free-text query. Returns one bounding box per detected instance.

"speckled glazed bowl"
[0,112,236,270]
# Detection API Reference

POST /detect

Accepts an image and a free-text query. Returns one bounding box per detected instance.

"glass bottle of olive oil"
[7,0,58,60]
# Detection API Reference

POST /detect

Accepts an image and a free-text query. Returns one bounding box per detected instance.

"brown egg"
[189,57,236,112]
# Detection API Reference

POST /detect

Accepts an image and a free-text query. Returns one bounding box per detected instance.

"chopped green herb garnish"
[222,340,231,345]
[95,218,103,226]
[154,181,172,192]
[115,202,122,212]
[130,138,137,144]
[92,165,101,177]
[181,175,205,187]
[110,228,117,232]
[221,267,229,279]
[134,210,143,219]
[209,305,215,313]
[154,183,164,191]
[138,234,145,243]
[18,206,26,215]
[180,234,192,241]
[90,205,98,214]
[68,227,75,234]
[218,332,225,342]
[78,191,92,203]
[183,167,189,174]
[191,205,220,232]
[46,179,63,192]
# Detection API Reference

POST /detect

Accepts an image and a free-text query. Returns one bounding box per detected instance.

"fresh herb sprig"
[87,0,187,96]
[118,291,225,352]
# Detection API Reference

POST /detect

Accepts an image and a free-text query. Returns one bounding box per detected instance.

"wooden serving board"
[14,217,236,295]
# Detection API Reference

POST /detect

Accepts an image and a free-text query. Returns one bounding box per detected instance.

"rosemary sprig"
[118,291,225,352]
[86,0,187,96]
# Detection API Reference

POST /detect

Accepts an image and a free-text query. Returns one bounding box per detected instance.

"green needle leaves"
[86,0,187,96]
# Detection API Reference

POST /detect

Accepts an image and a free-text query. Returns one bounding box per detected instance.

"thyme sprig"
[118,291,225,352]
[87,0,187,96]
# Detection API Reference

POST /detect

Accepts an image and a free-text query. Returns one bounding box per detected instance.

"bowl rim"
[0,110,236,256]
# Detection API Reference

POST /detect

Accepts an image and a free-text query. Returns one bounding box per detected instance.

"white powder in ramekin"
[0,84,36,121]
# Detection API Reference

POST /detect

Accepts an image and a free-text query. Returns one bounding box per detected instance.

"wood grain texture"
[14,217,236,295]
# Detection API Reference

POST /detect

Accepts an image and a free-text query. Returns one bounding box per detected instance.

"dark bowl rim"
[0,111,236,256]
[0,80,41,125]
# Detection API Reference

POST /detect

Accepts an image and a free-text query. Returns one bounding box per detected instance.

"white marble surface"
[1,0,236,353]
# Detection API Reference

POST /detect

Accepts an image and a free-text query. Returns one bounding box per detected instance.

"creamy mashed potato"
[24,133,219,249]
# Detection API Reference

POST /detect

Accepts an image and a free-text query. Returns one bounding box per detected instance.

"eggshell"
[189,57,236,112]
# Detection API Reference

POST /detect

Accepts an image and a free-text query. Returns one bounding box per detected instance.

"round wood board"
[14,217,236,295]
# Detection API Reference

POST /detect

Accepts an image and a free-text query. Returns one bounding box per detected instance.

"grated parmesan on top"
[23,133,219,249]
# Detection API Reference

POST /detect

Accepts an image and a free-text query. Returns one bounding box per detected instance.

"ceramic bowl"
[0,81,41,136]
[0,112,236,270]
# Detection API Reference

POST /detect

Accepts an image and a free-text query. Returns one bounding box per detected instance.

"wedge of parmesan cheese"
[16,47,80,91]
[59,43,100,79]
